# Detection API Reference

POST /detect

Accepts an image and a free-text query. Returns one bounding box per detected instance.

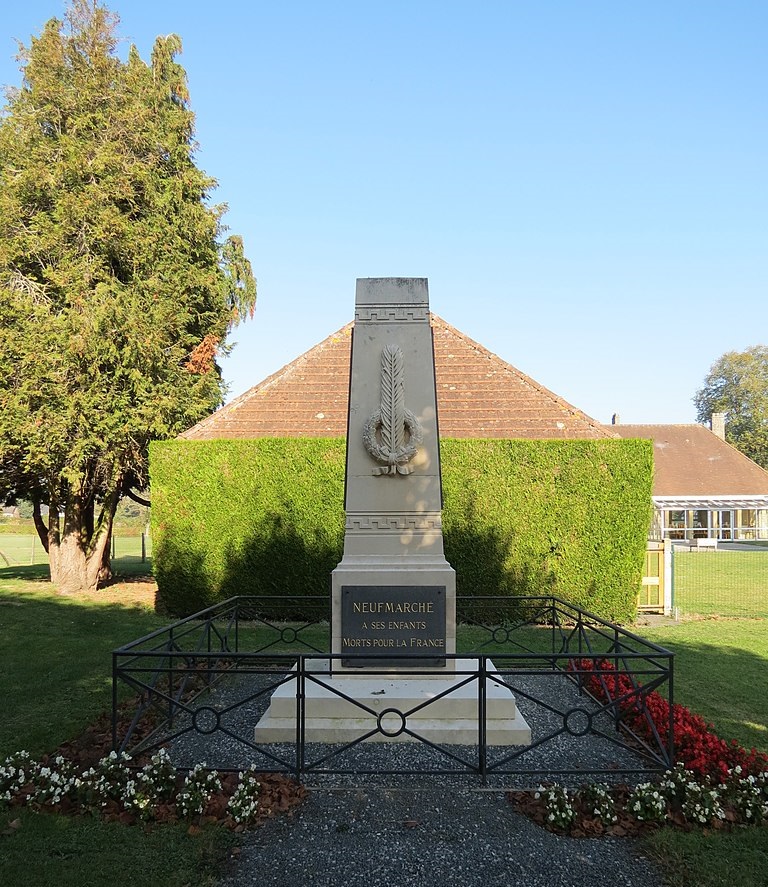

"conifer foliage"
[0,1,256,592]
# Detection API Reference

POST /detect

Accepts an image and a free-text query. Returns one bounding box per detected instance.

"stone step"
[254,712,531,746]
[266,671,522,721]
[253,658,532,747]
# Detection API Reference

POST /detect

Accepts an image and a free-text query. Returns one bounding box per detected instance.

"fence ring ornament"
[280,627,298,643]
[563,707,592,736]
[193,706,221,735]
[377,707,407,737]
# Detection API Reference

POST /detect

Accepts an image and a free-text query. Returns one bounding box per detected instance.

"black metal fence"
[112,596,674,782]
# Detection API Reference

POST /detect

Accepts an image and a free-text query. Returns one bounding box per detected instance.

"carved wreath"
[363,344,424,475]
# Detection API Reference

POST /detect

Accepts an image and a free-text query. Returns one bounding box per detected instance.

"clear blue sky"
[3,1,766,425]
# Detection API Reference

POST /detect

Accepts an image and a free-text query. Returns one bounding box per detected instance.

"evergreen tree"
[0,1,256,592]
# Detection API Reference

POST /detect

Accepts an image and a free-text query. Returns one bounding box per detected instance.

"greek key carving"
[362,344,423,475]
[346,515,442,532]
[355,306,428,322]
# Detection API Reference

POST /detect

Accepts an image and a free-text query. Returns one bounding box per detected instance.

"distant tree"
[0,1,256,593]
[694,346,768,469]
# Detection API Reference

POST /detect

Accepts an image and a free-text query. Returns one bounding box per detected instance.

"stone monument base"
[253,659,531,746]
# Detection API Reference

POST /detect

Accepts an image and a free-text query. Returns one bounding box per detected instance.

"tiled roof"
[182,315,613,440]
[609,424,768,497]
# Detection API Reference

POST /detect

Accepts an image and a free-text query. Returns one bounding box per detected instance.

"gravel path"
[165,669,668,887]
[218,784,664,887]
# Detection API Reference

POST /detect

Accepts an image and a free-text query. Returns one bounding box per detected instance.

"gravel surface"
[218,785,664,887]
[164,668,667,887]
[168,669,665,787]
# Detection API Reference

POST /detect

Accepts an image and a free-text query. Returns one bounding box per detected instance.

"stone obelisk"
[254,278,530,746]
[331,277,456,669]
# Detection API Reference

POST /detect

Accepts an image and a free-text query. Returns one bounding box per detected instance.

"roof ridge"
[180,322,353,439]
[609,423,704,428]
[431,314,614,438]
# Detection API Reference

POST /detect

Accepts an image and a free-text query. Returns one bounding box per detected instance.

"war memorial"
[254,278,531,745]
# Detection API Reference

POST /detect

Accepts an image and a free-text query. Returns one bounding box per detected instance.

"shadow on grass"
[0,558,152,585]
[655,635,768,754]
[0,586,168,757]
[0,562,51,581]
[0,808,235,887]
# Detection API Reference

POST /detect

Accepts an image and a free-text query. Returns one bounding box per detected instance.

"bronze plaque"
[341,585,446,667]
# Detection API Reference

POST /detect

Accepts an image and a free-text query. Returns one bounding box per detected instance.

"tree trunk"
[48,488,119,594]
[32,496,50,553]
[99,526,113,585]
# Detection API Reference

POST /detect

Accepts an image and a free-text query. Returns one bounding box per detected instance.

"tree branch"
[31,495,50,553]
[125,488,151,508]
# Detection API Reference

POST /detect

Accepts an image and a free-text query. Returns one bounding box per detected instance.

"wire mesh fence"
[0,532,151,567]
[672,543,768,618]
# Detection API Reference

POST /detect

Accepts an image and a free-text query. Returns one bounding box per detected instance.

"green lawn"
[632,617,768,886]
[673,549,768,618]
[643,820,768,887]
[640,618,768,754]
[0,810,234,887]
[2,577,767,886]
[0,580,166,757]
[0,575,232,887]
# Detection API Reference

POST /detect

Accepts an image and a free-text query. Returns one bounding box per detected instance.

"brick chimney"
[711,412,726,440]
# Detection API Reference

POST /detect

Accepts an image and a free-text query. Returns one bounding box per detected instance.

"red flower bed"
[571,658,768,782]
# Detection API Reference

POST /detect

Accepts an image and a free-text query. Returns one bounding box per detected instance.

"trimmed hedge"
[150,437,653,622]
[441,439,653,622]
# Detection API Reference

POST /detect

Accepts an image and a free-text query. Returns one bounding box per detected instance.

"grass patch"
[673,549,768,617]
[643,826,768,887]
[0,581,165,758]
[0,809,235,887]
[640,619,768,754]
[0,577,236,886]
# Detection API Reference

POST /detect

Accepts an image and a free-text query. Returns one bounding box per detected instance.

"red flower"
[569,659,767,782]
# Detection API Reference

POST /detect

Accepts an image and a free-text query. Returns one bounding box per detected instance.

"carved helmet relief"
[362,344,423,475]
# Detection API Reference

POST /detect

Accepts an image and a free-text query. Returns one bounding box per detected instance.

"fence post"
[666,654,675,768]
[141,533,146,563]
[112,651,119,752]
[111,534,116,559]
[478,657,487,783]
[664,540,674,616]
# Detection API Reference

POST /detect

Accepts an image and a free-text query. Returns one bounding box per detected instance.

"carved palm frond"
[380,344,405,455]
